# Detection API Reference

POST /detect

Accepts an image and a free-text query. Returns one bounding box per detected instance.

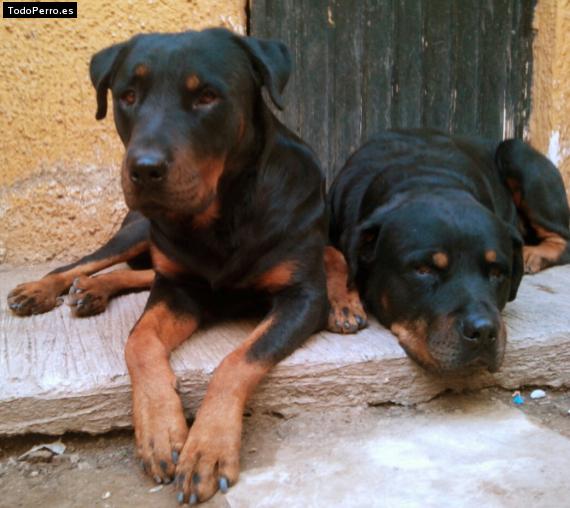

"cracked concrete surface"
[228,396,570,508]
[1,392,569,507]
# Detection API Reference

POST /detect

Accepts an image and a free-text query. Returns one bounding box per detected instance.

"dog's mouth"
[122,189,166,212]
[126,188,218,225]
[121,156,222,220]
[407,350,504,375]
[390,316,506,374]
[135,199,169,215]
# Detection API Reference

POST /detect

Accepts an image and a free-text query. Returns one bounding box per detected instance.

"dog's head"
[90,28,291,221]
[345,192,523,373]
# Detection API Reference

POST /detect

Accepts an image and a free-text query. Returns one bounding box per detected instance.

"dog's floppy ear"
[345,219,383,284]
[342,194,410,285]
[235,36,291,110]
[341,208,387,286]
[89,41,128,120]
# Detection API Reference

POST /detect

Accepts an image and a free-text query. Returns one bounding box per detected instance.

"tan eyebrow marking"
[186,74,200,91]
[432,252,449,269]
[485,250,497,263]
[134,64,149,77]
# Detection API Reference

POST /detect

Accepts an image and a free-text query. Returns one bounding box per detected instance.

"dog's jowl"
[329,129,570,374]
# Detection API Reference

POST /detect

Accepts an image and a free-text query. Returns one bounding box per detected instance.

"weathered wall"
[1,0,569,266]
[528,0,570,198]
[0,0,245,265]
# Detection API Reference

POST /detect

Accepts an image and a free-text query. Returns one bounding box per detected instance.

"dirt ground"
[0,388,569,508]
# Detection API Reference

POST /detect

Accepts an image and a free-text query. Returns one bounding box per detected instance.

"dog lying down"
[329,129,570,373]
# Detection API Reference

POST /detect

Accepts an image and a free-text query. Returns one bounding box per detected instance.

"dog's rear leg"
[497,139,570,273]
[8,212,151,316]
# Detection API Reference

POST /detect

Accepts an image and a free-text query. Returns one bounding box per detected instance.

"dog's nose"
[129,151,168,186]
[461,315,497,347]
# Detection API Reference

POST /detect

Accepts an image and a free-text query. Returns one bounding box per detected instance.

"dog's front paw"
[324,246,367,334]
[7,279,64,316]
[523,245,545,273]
[175,413,241,504]
[523,238,568,274]
[68,276,110,317]
[327,289,367,334]
[132,382,188,485]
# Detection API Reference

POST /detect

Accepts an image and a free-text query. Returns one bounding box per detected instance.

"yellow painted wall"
[528,0,570,198]
[0,0,245,265]
[1,1,568,266]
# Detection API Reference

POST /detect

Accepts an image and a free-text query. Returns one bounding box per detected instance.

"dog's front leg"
[8,213,149,316]
[125,275,201,483]
[175,284,327,504]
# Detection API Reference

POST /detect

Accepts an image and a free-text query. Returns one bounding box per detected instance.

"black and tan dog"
[329,129,570,374]
[7,28,364,504]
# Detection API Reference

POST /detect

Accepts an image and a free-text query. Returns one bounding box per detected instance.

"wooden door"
[251,0,535,181]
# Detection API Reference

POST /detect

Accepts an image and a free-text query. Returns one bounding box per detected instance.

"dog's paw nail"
[76,299,84,306]
[159,460,168,473]
[344,320,351,330]
[219,476,229,493]
[154,475,163,484]
[171,450,179,464]
[55,296,64,306]
[189,493,198,505]
[177,491,185,505]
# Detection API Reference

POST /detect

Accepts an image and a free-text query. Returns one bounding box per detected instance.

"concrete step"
[1,264,570,436]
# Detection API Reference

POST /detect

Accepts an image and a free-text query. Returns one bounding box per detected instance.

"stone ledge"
[1,264,570,436]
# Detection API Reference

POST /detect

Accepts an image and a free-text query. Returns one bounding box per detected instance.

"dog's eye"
[120,90,137,106]
[195,89,219,107]
[489,266,505,280]
[415,265,434,276]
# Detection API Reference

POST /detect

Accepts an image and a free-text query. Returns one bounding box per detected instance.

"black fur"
[89,27,328,361]
[329,129,570,373]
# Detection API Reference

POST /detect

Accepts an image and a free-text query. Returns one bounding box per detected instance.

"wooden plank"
[361,0,395,140]
[478,0,511,139]
[2,263,570,435]
[391,0,424,129]
[509,0,534,139]
[450,0,480,135]
[250,0,535,172]
[297,0,333,178]
[328,0,364,178]
[422,0,452,132]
